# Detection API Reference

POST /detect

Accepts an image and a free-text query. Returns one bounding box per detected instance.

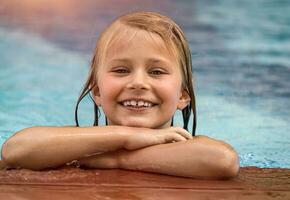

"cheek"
[155,79,182,104]
[98,75,122,103]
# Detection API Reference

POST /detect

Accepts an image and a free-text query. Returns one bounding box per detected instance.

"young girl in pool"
[1,11,239,179]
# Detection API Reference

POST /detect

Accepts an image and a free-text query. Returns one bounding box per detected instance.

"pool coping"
[0,162,290,199]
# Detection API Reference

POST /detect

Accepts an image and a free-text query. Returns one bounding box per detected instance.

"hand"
[124,127,193,150]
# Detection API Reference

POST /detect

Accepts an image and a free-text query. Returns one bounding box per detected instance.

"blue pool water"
[0,0,289,168]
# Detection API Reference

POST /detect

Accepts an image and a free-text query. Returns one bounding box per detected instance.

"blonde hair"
[75,11,197,135]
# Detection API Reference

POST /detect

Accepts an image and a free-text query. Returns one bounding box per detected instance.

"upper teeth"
[122,100,153,107]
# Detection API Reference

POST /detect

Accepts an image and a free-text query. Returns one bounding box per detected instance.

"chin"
[122,120,169,129]
[124,122,152,128]
[121,119,155,128]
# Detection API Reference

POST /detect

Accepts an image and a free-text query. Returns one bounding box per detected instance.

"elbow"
[219,150,240,179]
[1,136,23,168]
[1,127,38,169]
[1,137,19,168]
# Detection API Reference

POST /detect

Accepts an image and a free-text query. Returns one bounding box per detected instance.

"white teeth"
[137,101,144,106]
[130,100,137,106]
[122,100,154,107]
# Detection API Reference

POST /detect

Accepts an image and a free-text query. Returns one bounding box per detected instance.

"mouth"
[119,99,158,110]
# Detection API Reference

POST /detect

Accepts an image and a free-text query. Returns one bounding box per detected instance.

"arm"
[1,126,191,170]
[80,136,240,179]
[1,126,128,170]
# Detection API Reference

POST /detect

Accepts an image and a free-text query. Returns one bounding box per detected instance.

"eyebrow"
[110,58,169,64]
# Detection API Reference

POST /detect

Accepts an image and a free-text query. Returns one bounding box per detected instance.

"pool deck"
[0,162,289,200]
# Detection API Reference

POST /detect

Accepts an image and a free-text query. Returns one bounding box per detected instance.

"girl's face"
[93,29,190,129]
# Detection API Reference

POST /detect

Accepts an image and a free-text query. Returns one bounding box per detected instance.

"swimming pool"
[0,0,289,168]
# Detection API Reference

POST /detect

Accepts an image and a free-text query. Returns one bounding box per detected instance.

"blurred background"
[0,0,289,168]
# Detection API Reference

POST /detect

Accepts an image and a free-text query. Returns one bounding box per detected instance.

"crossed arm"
[79,136,239,179]
[1,126,239,179]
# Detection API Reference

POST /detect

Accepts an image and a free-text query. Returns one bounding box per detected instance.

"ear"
[177,89,191,110]
[91,86,102,107]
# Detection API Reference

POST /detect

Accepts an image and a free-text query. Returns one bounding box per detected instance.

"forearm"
[1,126,129,170]
[78,135,239,179]
[118,136,239,179]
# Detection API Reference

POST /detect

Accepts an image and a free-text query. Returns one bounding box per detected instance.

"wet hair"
[75,11,197,135]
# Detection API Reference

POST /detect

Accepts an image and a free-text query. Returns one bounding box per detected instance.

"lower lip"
[119,104,156,112]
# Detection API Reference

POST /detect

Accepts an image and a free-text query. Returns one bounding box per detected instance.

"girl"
[1,11,239,179]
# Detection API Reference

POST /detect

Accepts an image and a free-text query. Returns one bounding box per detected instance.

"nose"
[127,69,150,90]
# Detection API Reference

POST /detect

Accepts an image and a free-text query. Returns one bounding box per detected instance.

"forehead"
[105,27,177,61]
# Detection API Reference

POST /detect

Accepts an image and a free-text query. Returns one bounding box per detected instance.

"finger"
[173,127,193,140]
[166,133,187,143]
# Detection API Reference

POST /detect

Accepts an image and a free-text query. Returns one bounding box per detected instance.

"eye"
[112,67,129,74]
[149,68,166,75]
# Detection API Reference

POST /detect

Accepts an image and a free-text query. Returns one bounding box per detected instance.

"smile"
[120,99,157,108]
